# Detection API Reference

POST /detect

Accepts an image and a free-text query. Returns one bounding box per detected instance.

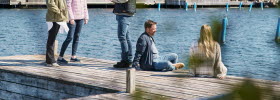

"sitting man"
[132,20,185,71]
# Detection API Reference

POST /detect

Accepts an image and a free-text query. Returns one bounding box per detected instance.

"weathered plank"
[0,55,279,100]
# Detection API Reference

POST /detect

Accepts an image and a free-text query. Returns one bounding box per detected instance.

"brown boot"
[173,63,185,70]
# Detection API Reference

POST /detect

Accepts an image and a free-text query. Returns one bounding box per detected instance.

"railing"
[4,0,261,6]
[7,0,165,5]
[0,0,10,4]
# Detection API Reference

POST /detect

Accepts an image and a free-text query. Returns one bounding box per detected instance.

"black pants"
[46,22,60,64]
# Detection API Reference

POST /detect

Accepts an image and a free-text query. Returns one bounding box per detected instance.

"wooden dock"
[0,55,280,99]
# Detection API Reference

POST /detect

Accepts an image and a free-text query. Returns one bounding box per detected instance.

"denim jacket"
[132,32,155,71]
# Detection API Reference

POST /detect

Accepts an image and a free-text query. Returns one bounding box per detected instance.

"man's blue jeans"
[59,19,84,57]
[116,15,133,63]
[153,53,178,71]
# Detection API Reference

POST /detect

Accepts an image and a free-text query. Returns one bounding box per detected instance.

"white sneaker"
[46,63,60,67]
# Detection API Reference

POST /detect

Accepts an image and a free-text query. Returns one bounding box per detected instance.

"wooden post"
[126,68,135,94]
[54,40,58,56]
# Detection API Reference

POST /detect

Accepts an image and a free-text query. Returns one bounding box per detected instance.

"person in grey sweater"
[132,20,185,71]
[188,25,227,79]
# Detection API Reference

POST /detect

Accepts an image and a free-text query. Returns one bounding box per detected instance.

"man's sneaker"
[113,60,131,68]
[57,58,68,64]
[70,58,81,62]
[46,63,60,67]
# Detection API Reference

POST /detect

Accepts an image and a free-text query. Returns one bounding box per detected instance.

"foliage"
[210,17,223,43]
[213,79,280,100]
[131,88,169,100]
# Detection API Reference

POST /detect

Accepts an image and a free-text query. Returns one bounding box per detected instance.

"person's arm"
[46,0,61,14]
[84,0,89,24]
[214,43,227,79]
[66,0,75,24]
[111,0,128,3]
[132,36,147,69]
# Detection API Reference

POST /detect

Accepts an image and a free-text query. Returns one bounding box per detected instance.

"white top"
[46,22,69,34]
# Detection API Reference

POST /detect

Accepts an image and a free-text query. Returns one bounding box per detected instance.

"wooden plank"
[1,55,280,99]
[0,65,228,99]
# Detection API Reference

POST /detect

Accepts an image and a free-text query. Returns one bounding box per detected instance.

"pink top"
[67,0,89,20]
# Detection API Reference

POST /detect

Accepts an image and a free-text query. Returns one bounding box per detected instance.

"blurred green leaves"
[210,17,223,43]
[214,79,280,100]
[188,54,204,69]
[131,88,169,100]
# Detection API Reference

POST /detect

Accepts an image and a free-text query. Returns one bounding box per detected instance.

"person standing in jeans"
[57,0,89,64]
[111,0,136,68]
[45,0,68,67]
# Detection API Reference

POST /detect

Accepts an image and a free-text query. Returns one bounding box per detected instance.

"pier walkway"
[0,55,279,99]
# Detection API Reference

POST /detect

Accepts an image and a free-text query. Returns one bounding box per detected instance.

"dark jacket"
[113,0,136,16]
[133,32,155,71]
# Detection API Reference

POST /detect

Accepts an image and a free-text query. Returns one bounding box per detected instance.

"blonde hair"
[198,25,216,58]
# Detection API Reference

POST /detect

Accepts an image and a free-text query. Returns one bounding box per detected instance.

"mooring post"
[221,18,227,43]
[194,2,197,12]
[249,3,253,12]
[158,3,161,11]
[239,2,242,10]
[185,2,188,11]
[261,1,264,10]
[126,68,136,94]
[275,17,280,42]
[226,3,229,12]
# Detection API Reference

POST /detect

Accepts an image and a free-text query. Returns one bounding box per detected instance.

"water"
[0,8,279,81]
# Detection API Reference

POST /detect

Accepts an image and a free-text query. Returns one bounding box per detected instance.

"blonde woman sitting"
[188,25,227,79]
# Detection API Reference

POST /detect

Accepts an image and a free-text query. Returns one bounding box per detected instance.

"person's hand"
[70,19,75,25]
[132,62,141,70]
[84,19,88,24]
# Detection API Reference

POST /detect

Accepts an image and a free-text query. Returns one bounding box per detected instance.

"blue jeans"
[116,15,133,63]
[153,53,178,71]
[59,19,84,57]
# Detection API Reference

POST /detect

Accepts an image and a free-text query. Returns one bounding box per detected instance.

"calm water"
[0,8,279,81]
